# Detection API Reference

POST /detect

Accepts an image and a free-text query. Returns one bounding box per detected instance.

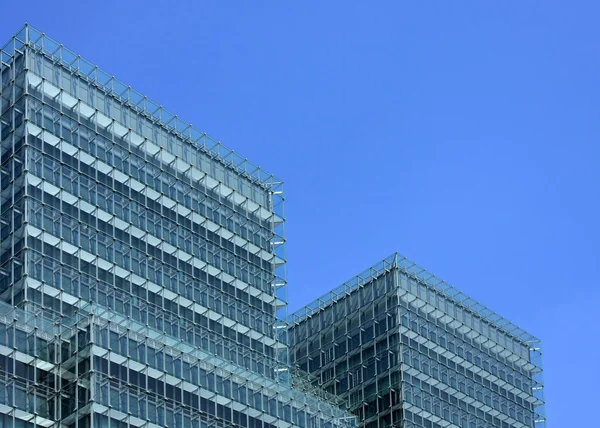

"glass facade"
[289,254,546,428]
[0,24,356,427]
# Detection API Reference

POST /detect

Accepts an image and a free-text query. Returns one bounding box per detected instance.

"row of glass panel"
[22,102,274,251]
[25,245,279,378]
[23,123,274,273]
[25,182,275,316]
[402,359,532,427]
[26,46,274,205]
[400,308,534,390]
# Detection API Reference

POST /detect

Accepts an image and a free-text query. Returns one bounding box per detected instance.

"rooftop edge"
[290,252,541,346]
[0,23,283,188]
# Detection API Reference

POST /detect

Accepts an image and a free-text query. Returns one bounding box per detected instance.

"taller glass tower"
[0,25,356,428]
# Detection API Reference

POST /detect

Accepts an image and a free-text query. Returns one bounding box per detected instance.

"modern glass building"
[289,254,546,428]
[0,24,356,428]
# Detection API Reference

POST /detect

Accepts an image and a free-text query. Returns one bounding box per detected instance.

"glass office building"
[289,254,546,428]
[0,24,356,428]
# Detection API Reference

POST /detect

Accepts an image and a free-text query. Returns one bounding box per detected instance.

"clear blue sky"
[4,1,598,425]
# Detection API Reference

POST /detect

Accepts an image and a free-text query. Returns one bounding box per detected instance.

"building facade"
[289,254,546,428]
[0,25,356,427]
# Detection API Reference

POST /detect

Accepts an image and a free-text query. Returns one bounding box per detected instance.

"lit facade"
[289,254,546,428]
[0,25,356,428]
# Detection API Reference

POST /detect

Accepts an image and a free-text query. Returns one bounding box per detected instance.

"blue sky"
[4,1,598,425]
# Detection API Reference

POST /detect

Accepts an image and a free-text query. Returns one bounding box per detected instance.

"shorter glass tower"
[289,254,546,428]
